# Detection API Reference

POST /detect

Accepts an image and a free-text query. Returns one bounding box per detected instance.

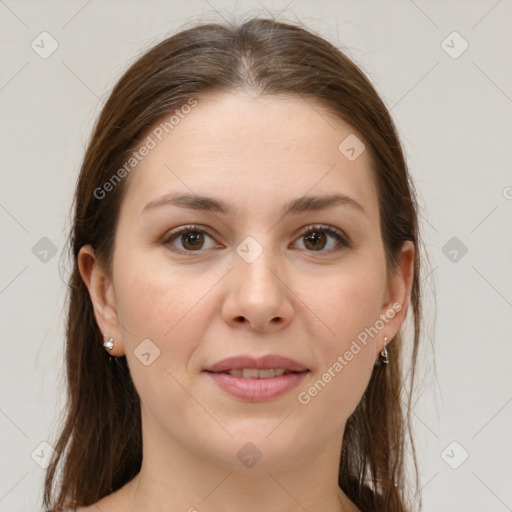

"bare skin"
[78,91,414,512]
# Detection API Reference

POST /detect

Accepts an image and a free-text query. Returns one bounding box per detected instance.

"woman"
[44,16,425,512]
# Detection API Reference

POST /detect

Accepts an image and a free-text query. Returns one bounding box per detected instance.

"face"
[81,92,412,473]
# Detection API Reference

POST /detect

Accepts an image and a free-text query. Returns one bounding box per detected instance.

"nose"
[221,245,294,332]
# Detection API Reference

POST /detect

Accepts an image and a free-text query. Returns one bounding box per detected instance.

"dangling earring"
[379,336,389,365]
[103,335,114,351]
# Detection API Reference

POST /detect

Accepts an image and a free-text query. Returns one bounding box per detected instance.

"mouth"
[205,368,302,378]
[203,354,309,373]
[202,355,310,401]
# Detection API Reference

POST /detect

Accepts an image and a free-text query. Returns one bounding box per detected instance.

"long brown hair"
[44,15,428,511]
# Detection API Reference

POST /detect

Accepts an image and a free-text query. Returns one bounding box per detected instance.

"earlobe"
[77,245,125,356]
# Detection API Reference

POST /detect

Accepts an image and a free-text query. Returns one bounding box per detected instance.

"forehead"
[120,92,379,221]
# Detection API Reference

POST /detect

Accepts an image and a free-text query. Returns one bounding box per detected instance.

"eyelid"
[293,224,351,251]
[161,223,351,254]
[161,224,220,253]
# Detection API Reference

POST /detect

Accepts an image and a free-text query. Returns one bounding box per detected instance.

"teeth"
[226,368,288,378]
[243,368,260,379]
[256,369,275,378]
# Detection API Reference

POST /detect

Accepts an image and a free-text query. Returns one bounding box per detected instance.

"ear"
[376,240,415,360]
[77,244,126,357]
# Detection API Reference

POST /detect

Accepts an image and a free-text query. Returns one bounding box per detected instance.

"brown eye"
[303,230,328,251]
[180,230,205,250]
[163,226,219,253]
[294,225,350,253]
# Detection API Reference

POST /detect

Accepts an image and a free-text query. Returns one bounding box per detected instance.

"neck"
[114,412,359,512]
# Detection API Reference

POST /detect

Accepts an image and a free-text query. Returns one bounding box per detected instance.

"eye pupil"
[182,231,204,250]
[304,231,327,251]
[166,226,345,255]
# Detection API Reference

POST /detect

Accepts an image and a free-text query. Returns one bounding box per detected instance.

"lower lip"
[204,371,308,401]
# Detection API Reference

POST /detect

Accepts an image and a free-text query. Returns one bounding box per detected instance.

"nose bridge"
[235,235,282,299]
[223,234,293,330]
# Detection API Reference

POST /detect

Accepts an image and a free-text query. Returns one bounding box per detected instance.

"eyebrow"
[141,192,366,217]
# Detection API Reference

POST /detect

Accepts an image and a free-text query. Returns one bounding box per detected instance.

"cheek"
[295,264,384,416]
[112,254,222,387]
[303,259,385,352]
[112,262,221,428]
[114,251,219,338]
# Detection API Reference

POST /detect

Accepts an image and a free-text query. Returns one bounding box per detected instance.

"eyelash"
[161,224,350,255]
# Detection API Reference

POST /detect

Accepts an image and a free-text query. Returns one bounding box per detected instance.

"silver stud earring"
[103,335,114,351]
[379,336,389,365]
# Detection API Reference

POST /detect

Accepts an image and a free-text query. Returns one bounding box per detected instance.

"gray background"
[1,1,511,511]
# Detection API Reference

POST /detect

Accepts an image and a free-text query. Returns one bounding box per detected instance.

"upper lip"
[203,355,309,373]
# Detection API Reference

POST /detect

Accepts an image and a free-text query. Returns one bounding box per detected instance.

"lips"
[203,355,309,374]
[203,355,309,401]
